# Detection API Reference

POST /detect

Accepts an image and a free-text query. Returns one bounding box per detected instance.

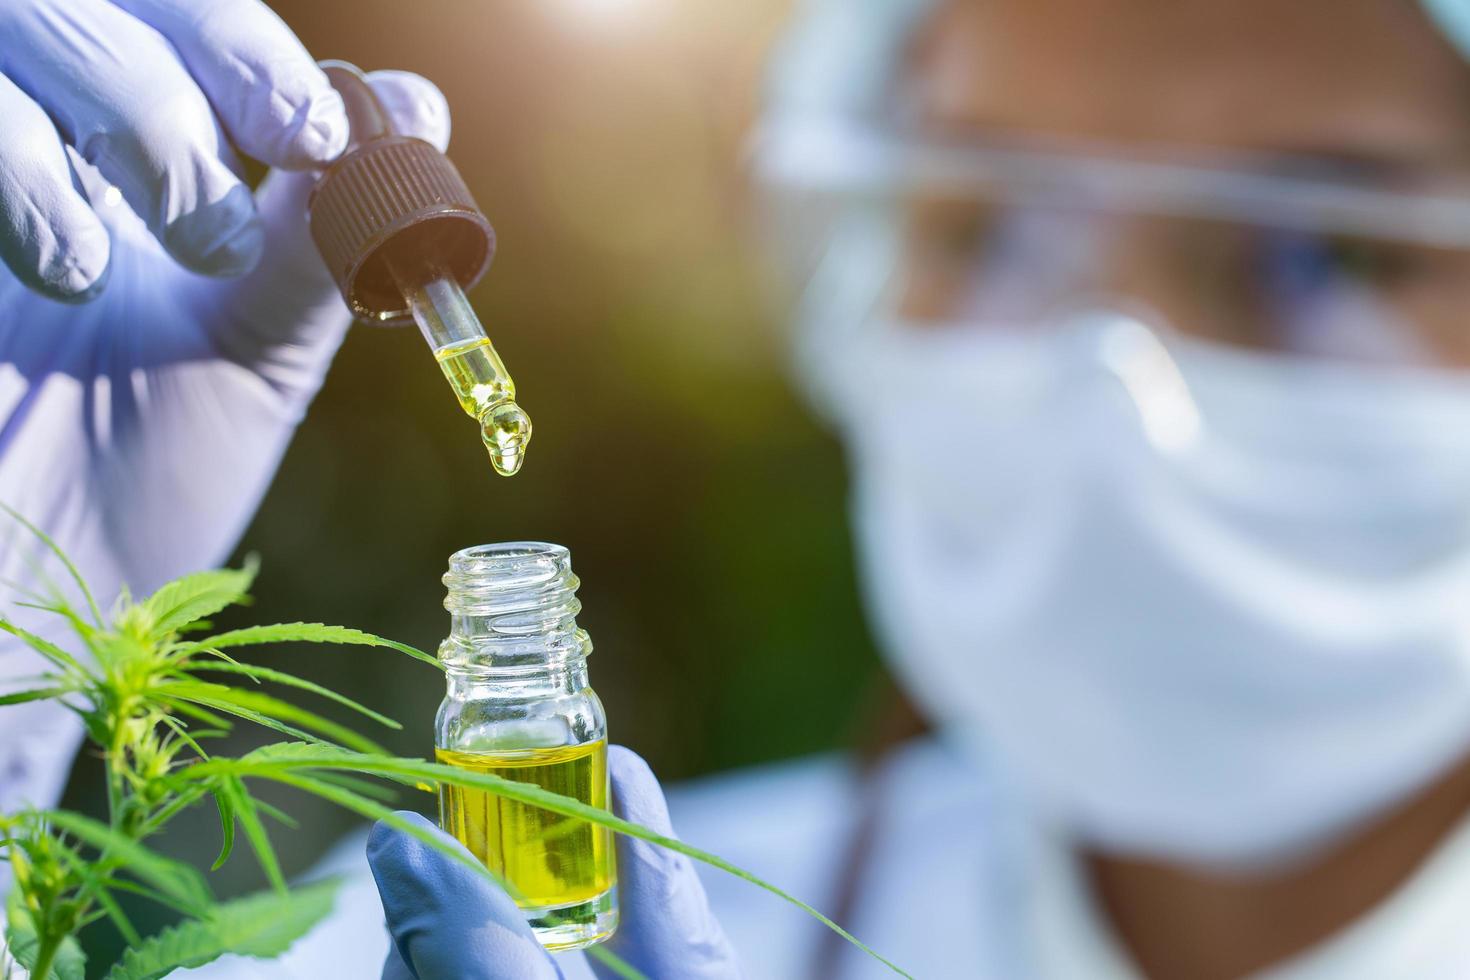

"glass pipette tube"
[388,255,532,476]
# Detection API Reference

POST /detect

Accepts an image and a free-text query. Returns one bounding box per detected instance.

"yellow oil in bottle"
[437,741,616,947]
[434,338,533,477]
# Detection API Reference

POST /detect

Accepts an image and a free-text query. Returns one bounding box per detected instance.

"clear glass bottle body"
[434,543,617,950]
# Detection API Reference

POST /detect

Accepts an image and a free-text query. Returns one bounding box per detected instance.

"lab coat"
[184,737,1470,978]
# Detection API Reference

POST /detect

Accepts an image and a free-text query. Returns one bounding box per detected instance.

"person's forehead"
[906,0,1470,170]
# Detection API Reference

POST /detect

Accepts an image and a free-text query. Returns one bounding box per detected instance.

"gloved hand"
[367,746,741,980]
[1,0,348,297]
[0,0,449,813]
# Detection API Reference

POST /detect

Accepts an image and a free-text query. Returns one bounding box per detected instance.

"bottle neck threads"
[440,542,592,678]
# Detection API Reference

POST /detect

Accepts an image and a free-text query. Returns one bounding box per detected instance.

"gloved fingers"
[0,72,110,301]
[0,0,261,278]
[366,69,453,153]
[248,70,449,242]
[367,811,564,980]
[595,747,740,980]
[202,71,453,380]
[108,0,347,170]
[381,944,419,980]
[247,70,450,249]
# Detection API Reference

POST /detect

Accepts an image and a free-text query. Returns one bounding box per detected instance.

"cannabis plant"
[0,521,905,979]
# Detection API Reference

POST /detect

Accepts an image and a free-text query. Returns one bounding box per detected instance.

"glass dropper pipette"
[385,251,532,476]
[307,61,531,476]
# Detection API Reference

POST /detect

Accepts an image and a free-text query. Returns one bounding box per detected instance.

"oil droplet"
[490,447,524,477]
[481,400,532,478]
[435,337,533,476]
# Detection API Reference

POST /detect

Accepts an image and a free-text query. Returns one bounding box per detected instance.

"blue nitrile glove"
[367,746,741,980]
[1,0,338,295]
[0,0,450,816]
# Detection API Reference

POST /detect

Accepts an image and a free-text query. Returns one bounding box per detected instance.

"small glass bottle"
[434,542,617,950]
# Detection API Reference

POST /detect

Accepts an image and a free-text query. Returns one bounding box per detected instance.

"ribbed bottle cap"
[308,64,496,324]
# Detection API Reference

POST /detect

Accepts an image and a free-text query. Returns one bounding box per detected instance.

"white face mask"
[834,302,1470,866]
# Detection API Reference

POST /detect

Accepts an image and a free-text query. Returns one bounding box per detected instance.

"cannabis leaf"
[101,881,338,980]
[133,563,258,641]
[0,514,910,980]
[186,744,913,979]
[171,621,439,669]
[40,812,212,916]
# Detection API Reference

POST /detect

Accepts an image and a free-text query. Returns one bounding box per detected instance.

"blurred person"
[30,0,1470,978]
[272,0,1470,978]
[724,0,1470,975]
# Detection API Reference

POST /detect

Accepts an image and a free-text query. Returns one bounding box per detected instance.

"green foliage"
[5,888,86,980]
[37,813,210,916]
[101,881,337,980]
[196,746,911,977]
[0,524,909,978]
[0,541,430,979]
[131,563,259,642]
[171,622,442,670]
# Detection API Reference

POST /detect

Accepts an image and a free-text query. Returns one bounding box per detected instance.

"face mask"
[836,305,1470,866]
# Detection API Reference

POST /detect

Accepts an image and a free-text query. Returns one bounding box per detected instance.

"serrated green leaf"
[155,681,386,753]
[175,622,440,670]
[102,881,338,980]
[137,561,258,639]
[40,811,211,915]
[193,745,910,978]
[188,662,400,730]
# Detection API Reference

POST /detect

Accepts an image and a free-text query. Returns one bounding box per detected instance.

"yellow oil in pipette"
[434,338,533,476]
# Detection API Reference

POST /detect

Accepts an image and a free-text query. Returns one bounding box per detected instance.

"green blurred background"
[59,0,886,969]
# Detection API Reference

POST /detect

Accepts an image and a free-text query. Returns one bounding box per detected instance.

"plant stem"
[29,935,59,980]
[105,765,121,826]
[105,699,133,827]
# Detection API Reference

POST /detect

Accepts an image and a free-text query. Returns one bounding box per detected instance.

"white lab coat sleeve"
[664,754,862,980]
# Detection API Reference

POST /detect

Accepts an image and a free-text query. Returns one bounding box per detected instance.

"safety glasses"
[756,120,1470,369]
[753,120,1470,249]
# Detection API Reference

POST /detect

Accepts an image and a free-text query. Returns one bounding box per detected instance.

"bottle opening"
[442,542,583,638]
[449,541,569,574]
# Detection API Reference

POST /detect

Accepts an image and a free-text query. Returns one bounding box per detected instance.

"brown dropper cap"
[308,61,495,324]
